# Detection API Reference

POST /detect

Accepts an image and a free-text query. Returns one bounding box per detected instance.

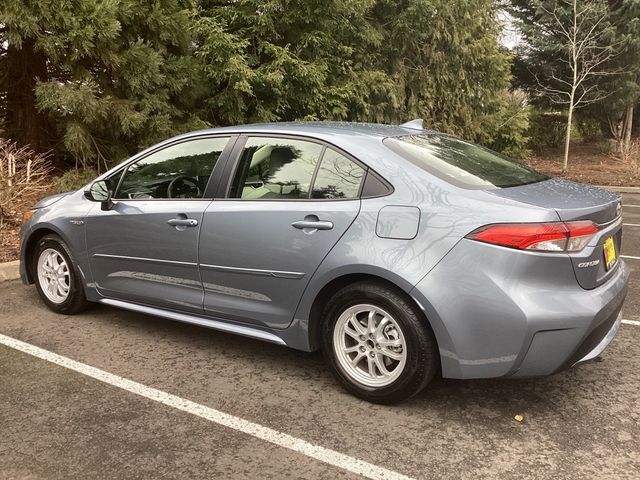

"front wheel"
[321,281,439,404]
[33,234,89,315]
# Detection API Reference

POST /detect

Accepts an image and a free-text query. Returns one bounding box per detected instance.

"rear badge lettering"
[578,260,600,268]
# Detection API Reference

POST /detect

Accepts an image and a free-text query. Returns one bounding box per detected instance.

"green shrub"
[575,118,603,142]
[595,139,614,155]
[52,168,98,194]
[528,111,567,150]
[484,90,532,160]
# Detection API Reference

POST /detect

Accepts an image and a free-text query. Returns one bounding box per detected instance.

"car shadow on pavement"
[90,302,629,423]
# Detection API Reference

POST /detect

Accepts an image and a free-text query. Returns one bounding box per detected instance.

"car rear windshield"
[383,134,548,189]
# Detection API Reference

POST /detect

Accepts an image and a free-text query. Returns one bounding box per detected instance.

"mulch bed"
[1,216,22,263]
[525,144,639,187]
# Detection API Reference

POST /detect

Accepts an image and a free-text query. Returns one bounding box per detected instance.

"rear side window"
[384,134,548,189]
[311,149,365,199]
[229,137,367,200]
[230,137,322,199]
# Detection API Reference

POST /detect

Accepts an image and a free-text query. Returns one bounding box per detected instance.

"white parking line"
[624,204,640,208]
[621,255,640,260]
[623,319,640,326]
[0,334,412,480]
[623,223,640,227]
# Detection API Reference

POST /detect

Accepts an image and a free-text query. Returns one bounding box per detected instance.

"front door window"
[114,137,229,199]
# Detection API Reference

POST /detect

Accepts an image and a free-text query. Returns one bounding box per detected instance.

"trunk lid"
[489,178,623,290]
[490,178,621,223]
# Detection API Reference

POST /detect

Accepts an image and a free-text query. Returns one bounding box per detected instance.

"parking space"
[622,193,640,260]
[1,191,639,479]
[622,193,640,321]
[0,346,356,480]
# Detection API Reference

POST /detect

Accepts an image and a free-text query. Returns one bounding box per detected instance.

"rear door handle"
[291,219,333,231]
[167,218,198,227]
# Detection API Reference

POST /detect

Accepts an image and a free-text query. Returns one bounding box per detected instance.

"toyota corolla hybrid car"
[20,120,628,404]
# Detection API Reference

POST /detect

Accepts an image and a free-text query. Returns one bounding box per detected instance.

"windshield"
[384,134,548,189]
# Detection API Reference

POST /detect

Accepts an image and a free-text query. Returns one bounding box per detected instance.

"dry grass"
[0,139,53,263]
[0,139,52,225]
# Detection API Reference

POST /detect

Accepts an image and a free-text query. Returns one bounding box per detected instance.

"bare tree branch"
[530,0,622,171]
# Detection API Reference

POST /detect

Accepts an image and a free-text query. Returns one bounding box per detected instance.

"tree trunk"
[563,103,574,172]
[623,104,633,152]
[4,37,55,154]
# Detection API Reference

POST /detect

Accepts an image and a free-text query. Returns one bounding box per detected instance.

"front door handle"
[167,215,198,231]
[291,215,333,232]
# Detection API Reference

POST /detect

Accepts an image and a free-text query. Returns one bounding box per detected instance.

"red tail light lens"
[466,221,599,252]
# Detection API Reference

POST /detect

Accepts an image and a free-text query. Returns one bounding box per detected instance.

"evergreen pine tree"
[0,0,203,167]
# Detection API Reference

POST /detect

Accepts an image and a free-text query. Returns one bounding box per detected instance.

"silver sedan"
[20,121,629,403]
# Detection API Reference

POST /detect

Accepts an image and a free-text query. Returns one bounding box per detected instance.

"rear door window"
[229,137,322,199]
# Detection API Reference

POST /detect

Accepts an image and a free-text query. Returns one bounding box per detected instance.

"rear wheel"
[33,235,89,314]
[321,281,439,404]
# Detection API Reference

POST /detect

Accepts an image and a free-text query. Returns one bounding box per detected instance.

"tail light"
[466,221,599,252]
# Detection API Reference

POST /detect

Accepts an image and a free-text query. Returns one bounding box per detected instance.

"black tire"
[321,281,439,404]
[32,234,90,315]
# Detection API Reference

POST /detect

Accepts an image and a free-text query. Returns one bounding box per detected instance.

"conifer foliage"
[1,1,527,167]
[1,0,202,167]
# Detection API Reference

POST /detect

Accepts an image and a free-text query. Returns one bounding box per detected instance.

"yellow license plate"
[603,236,617,270]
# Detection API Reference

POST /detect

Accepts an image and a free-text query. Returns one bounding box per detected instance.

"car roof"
[99,121,447,187]
[182,121,442,141]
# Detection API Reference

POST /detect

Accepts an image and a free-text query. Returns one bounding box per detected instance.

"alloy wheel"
[333,304,407,388]
[37,248,70,304]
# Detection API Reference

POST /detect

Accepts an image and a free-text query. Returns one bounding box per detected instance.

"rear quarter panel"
[291,141,560,349]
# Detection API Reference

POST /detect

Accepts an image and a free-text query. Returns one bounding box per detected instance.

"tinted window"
[311,149,364,199]
[230,137,322,199]
[115,138,229,199]
[361,171,392,197]
[384,135,548,188]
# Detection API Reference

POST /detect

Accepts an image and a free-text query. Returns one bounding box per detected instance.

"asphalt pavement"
[1,193,639,480]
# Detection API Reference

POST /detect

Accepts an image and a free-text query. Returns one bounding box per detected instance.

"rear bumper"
[569,308,622,367]
[410,239,629,379]
[513,291,625,377]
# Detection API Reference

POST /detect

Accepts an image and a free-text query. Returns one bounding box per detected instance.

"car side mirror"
[85,180,114,211]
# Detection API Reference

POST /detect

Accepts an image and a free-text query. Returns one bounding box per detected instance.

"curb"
[0,260,20,282]
[596,186,640,193]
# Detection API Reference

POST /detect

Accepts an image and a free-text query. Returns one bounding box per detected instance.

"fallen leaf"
[514,414,524,422]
